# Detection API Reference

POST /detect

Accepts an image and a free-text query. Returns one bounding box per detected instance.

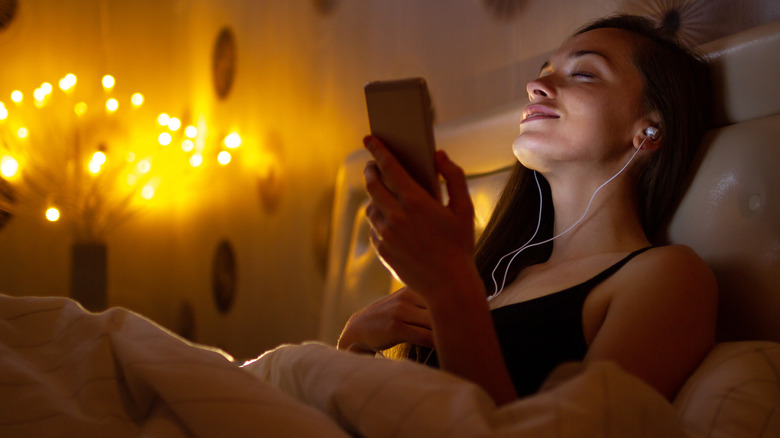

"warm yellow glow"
[106,98,119,112]
[74,102,88,116]
[224,132,242,148]
[92,151,107,166]
[141,185,155,200]
[158,132,172,146]
[126,174,137,185]
[131,93,144,107]
[41,82,53,95]
[1,155,19,178]
[217,151,231,165]
[45,207,60,222]
[157,113,170,126]
[189,153,203,167]
[181,139,194,152]
[184,125,197,138]
[88,160,102,174]
[126,152,136,162]
[17,127,28,139]
[167,117,181,131]
[137,159,151,174]
[11,90,22,103]
[34,88,46,102]
[102,75,115,90]
[59,74,77,92]
[0,105,7,120]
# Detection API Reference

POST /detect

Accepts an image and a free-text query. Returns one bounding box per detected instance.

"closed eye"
[571,71,594,78]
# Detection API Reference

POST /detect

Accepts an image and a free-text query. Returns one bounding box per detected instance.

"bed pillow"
[674,341,780,438]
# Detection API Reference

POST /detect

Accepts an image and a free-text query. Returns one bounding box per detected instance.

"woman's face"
[513,28,651,176]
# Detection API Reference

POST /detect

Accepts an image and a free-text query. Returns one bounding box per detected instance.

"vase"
[70,243,108,311]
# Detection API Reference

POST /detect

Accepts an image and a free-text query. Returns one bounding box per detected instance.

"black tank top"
[491,247,651,397]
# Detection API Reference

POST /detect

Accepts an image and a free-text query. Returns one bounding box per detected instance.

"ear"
[632,113,662,152]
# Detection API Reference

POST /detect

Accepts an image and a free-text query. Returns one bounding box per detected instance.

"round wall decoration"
[211,27,237,100]
[212,239,237,313]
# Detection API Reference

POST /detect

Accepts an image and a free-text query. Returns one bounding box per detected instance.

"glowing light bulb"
[137,159,151,174]
[0,105,7,120]
[184,125,197,138]
[33,88,46,102]
[218,151,231,165]
[17,127,28,139]
[11,91,22,103]
[74,102,88,116]
[189,153,203,167]
[88,160,102,174]
[181,139,194,152]
[45,207,60,222]
[1,155,19,178]
[167,117,181,131]
[41,83,53,95]
[59,74,77,92]
[224,132,242,148]
[131,93,144,107]
[157,113,170,126]
[141,185,155,200]
[106,98,119,112]
[126,152,136,162]
[158,132,172,146]
[92,151,107,166]
[102,75,115,90]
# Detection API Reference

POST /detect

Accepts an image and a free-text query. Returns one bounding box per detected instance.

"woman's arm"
[362,135,517,404]
[584,245,718,400]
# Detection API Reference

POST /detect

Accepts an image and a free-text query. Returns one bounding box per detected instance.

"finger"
[436,150,474,218]
[364,135,428,200]
[364,160,400,217]
[402,324,435,348]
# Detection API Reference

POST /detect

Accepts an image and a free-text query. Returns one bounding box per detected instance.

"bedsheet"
[1,293,689,437]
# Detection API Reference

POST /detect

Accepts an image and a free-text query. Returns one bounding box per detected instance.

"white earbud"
[644,126,660,141]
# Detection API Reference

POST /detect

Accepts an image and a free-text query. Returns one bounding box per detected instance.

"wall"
[1,0,778,360]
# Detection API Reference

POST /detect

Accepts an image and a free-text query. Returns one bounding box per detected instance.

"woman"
[338,15,717,406]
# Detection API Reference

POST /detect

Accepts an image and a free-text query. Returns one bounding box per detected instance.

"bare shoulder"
[623,244,717,299]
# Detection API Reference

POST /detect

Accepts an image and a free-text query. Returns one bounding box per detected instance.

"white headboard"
[319,20,780,345]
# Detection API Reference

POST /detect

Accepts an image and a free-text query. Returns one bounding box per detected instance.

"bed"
[2,18,779,438]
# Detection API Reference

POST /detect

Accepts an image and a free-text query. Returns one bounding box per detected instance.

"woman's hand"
[337,287,434,353]
[362,135,476,300]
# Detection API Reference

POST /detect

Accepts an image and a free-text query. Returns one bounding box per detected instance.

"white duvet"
[0,294,688,437]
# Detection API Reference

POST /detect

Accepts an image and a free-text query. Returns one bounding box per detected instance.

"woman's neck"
[542,170,650,265]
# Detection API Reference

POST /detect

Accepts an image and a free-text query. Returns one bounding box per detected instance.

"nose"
[526,76,555,101]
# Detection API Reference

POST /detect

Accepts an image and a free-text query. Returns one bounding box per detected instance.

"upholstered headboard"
[319,20,780,345]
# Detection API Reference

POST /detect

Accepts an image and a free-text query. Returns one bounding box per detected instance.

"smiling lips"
[521,105,560,124]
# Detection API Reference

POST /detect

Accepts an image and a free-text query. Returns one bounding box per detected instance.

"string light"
[158,132,172,146]
[17,127,28,139]
[102,75,115,90]
[181,139,194,152]
[41,83,53,95]
[189,153,203,167]
[74,102,88,116]
[157,113,170,126]
[218,151,231,165]
[105,98,119,113]
[59,74,77,92]
[131,93,144,107]
[137,159,151,174]
[0,104,7,120]
[141,185,155,200]
[184,125,197,138]
[223,132,241,148]
[1,155,19,178]
[45,207,60,222]
[11,91,22,103]
[167,117,181,131]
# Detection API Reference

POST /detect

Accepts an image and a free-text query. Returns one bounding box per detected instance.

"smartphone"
[364,77,440,200]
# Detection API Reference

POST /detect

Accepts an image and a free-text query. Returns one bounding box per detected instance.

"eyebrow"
[539,50,611,73]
